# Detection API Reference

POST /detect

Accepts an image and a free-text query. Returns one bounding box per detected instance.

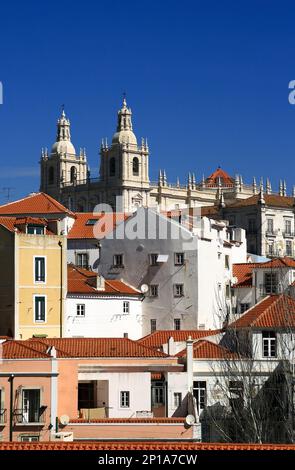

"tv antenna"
[2,187,15,202]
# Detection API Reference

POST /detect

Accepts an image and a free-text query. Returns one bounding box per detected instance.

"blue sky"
[0,0,295,202]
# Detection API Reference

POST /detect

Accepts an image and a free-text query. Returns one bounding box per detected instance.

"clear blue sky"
[0,0,295,202]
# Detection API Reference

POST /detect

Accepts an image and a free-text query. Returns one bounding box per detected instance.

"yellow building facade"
[0,220,67,339]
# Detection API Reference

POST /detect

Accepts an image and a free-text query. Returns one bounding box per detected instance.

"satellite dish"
[59,414,70,426]
[185,414,196,426]
[140,284,149,294]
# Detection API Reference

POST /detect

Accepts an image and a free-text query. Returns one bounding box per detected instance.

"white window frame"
[76,304,85,317]
[150,284,159,297]
[33,256,46,284]
[262,331,277,358]
[122,301,130,314]
[120,391,130,408]
[173,284,184,297]
[33,295,46,323]
[174,392,182,408]
[150,319,157,333]
[174,252,184,266]
[113,254,124,268]
[76,252,89,269]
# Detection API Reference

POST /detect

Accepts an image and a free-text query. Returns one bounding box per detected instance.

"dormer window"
[27,225,45,235]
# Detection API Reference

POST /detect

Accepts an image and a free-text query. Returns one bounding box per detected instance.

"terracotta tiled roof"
[26,337,168,358]
[228,294,295,329]
[233,262,258,287]
[67,264,140,296]
[0,192,75,217]
[0,216,55,235]
[138,330,220,349]
[1,340,51,359]
[68,212,129,239]
[205,167,234,188]
[1,441,294,450]
[177,339,237,359]
[70,417,184,424]
[227,194,295,209]
[253,257,295,269]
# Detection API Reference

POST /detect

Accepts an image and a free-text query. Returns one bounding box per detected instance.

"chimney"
[123,333,128,339]
[168,336,175,356]
[186,336,194,393]
[96,274,105,291]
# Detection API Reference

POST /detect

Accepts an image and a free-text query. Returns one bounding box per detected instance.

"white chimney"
[186,336,194,392]
[96,274,105,291]
[168,336,175,356]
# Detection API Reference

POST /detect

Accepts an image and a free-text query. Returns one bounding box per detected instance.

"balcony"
[265,229,278,237]
[0,409,7,424]
[13,406,47,425]
[283,231,295,238]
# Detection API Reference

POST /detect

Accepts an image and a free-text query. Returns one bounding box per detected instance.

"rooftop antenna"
[2,187,15,203]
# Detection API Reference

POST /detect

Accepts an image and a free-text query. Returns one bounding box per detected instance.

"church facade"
[40,99,288,214]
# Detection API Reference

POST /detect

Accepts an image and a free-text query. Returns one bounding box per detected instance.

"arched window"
[48,166,54,184]
[133,157,139,176]
[109,158,116,176]
[70,166,77,183]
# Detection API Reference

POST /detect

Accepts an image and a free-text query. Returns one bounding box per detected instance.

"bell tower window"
[133,157,139,176]
[48,167,54,185]
[109,158,116,177]
[70,166,77,183]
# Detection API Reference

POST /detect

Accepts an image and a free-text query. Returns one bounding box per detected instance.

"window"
[132,157,139,176]
[22,389,41,423]
[123,301,130,314]
[229,381,244,410]
[78,382,96,409]
[76,253,89,269]
[286,240,292,256]
[150,319,157,333]
[34,296,45,322]
[262,331,276,358]
[225,284,231,298]
[240,303,250,313]
[267,243,274,256]
[285,219,292,235]
[120,391,130,408]
[109,158,116,176]
[248,218,256,234]
[225,255,230,269]
[150,285,159,297]
[193,381,206,412]
[76,304,85,317]
[27,225,44,235]
[174,318,181,330]
[264,272,278,294]
[173,284,184,297]
[152,383,165,406]
[48,166,54,184]
[174,392,182,408]
[113,254,124,267]
[150,253,159,266]
[174,252,184,265]
[70,166,77,183]
[20,435,39,442]
[266,218,274,234]
[85,219,98,226]
[34,257,45,283]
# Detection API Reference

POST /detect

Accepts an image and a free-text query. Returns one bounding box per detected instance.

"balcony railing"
[258,284,283,297]
[13,406,47,425]
[265,229,278,237]
[283,231,295,238]
[0,409,7,424]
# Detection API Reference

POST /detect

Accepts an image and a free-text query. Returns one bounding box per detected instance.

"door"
[22,389,40,423]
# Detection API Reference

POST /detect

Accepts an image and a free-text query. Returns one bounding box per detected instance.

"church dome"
[51,140,76,155]
[112,130,137,145]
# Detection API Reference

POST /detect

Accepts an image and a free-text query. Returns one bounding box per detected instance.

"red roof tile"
[253,257,295,269]
[177,339,237,359]
[227,194,295,209]
[70,417,184,424]
[68,212,130,239]
[1,340,50,359]
[138,330,220,349]
[228,294,295,329]
[233,263,258,287]
[25,337,168,358]
[0,441,294,450]
[205,167,234,188]
[0,192,75,217]
[0,216,55,235]
[67,264,140,296]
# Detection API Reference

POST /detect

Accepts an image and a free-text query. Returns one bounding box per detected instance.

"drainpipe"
[186,336,194,393]
[8,374,14,442]
[58,241,63,337]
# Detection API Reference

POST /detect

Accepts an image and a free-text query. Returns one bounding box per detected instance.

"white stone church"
[40,98,273,213]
